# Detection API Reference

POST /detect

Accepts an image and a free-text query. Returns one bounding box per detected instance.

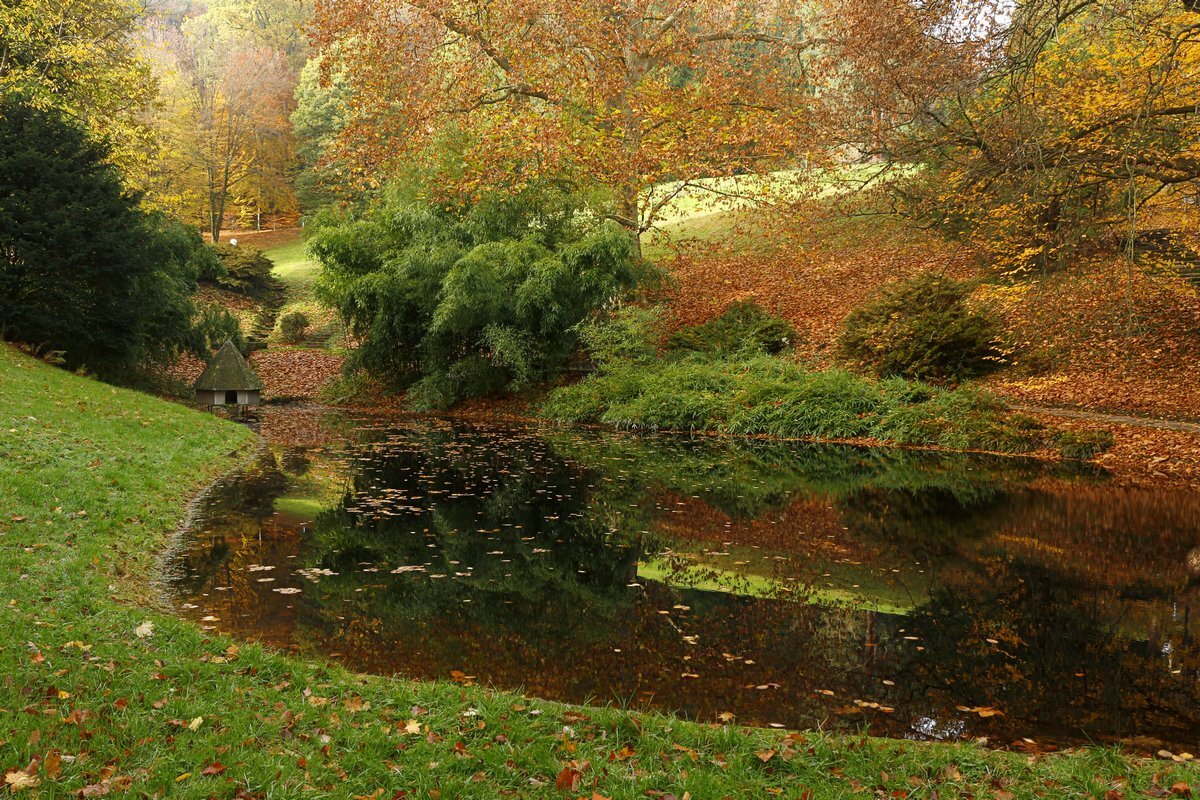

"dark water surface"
[171,410,1200,751]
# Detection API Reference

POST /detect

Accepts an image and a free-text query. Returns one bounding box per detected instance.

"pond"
[170,410,1200,752]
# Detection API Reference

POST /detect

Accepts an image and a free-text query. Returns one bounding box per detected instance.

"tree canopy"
[310,0,826,239]
[0,0,156,172]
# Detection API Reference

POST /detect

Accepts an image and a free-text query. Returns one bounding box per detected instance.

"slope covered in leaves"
[659,214,1200,419]
[2,343,1197,796]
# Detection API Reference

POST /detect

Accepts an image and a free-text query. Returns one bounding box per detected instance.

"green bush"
[576,305,664,370]
[191,304,245,353]
[837,273,1004,381]
[668,300,796,356]
[279,310,310,344]
[1054,429,1115,460]
[308,180,656,409]
[209,243,275,296]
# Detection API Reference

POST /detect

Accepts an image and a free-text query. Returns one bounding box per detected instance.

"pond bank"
[4,344,1199,796]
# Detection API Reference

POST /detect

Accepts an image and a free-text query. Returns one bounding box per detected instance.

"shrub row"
[540,354,1111,459]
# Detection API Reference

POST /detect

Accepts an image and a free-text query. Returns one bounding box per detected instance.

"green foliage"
[0,0,154,173]
[192,304,246,353]
[1055,429,1116,460]
[575,305,665,370]
[0,95,212,380]
[668,300,797,356]
[838,273,1004,381]
[279,310,310,344]
[292,57,350,210]
[209,242,276,296]
[542,349,1107,459]
[309,181,655,408]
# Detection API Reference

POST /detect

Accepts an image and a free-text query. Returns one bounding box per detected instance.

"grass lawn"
[266,238,318,299]
[1,344,1195,797]
[261,236,345,350]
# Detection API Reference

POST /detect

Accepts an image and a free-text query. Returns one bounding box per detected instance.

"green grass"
[264,238,318,297]
[0,344,1193,797]
[639,164,909,261]
[262,236,347,349]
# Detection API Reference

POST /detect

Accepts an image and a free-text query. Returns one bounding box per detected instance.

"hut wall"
[197,389,260,406]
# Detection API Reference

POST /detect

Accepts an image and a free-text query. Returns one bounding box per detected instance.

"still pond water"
[171,410,1200,751]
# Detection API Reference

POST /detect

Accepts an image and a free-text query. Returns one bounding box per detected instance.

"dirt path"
[1016,404,1200,433]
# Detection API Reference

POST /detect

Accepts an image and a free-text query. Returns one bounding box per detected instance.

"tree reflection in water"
[172,417,1200,750]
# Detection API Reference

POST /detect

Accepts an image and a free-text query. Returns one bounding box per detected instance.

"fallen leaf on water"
[955,705,1003,718]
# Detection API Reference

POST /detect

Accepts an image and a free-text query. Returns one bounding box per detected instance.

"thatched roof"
[195,340,263,391]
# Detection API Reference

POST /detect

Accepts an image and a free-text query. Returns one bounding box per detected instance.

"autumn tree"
[834,0,1200,272]
[310,0,830,248]
[141,0,302,237]
[0,0,156,172]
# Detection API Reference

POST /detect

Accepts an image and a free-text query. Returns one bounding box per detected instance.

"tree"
[832,0,1200,272]
[310,0,827,248]
[292,56,351,210]
[0,0,157,172]
[309,180,653,407]
[0,95,210,380]
[141,2,300,238]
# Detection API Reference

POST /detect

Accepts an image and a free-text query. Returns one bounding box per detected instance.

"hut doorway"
[224,390,239,405]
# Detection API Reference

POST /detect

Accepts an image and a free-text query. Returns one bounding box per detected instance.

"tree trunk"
[207,167,221,243]
[618,186,643,260]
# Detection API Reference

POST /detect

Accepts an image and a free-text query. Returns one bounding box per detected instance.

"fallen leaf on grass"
[555,766,582,792]
[201,762,226,777]
[3,768,39,792]
[134,621,154,639]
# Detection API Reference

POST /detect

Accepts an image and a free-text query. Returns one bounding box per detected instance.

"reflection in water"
[171,416,1200,750]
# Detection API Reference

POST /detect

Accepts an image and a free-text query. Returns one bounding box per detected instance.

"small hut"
[195,340,263,406]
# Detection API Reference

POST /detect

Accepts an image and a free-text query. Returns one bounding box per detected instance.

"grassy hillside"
[2,347,1194,797]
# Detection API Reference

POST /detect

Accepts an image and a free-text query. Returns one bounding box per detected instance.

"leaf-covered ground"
[654,211,1200,489]
[1,343,1199,797]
